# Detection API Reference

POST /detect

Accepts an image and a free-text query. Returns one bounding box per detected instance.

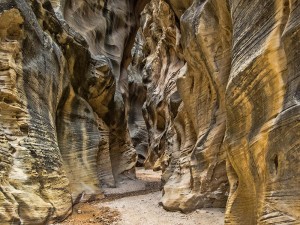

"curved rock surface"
[0,0,148,223]
[0,0,299,224]
[128,31,149,166]
[135,0,230,213]
[132,0,300,223]
[224,0,300,224]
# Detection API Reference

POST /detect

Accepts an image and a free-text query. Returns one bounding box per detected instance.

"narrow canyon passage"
[0,0,299,225]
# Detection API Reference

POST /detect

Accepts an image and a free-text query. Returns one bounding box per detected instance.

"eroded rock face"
[136,0,230,212]
[140,0,184,172]
[162,0,232,212]
[127,31,149,166]
[0,0,148,223]
[0,4,73,223]
[136,0,300,222]
[224,0,300,224]
[1,0,300,224]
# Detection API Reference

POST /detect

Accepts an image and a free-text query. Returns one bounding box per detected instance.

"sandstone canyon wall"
[135,0,230,213]
[133,0,300,224]
[0,0,148,223]
[0,0,299,224]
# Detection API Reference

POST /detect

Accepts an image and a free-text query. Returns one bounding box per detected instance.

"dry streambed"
[58,169,224,225]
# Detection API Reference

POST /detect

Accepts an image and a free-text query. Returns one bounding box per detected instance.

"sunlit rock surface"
[1,0,299,224]
[135,0,300,222]
[224,0,300,224]
[0,0,148,223]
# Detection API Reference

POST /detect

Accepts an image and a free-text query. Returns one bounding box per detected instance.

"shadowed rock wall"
[1,0,299,224]
[0,0,148,223]
[133,0,230,212]
[140,0,184,172]
[127,31,149,166]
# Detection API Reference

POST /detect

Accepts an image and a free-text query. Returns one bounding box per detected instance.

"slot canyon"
[0,0,299,224]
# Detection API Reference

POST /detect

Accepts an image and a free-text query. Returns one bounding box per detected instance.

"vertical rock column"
[160,0,232,212]
[128,31,149,167]
[225,0,300,224]
[0,3,73,223]
[139,0,184,171]
[137,0,232,212]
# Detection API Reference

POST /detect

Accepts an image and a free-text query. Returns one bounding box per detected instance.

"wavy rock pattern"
[135,0,300,223]
[0,0,148,223]
[224,0,300,224]
[0,0,299,224]
[140,0,184,172]
[128,31,149,166]
[135,0,230,212]
[0,5,73,225]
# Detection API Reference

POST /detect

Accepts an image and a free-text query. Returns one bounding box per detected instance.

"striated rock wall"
[136,0,230,212]
[139,0,184,172]
[0,3,73,223]
[163,0,232,211]
[0,0,148,223]
[136,0,300,223]
[127,31,149,166]
[224,0,300,224]
[1,0,299,224]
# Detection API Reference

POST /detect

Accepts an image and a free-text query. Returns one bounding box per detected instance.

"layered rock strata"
[224,0,300,224]
[0,0,148,223]
[134,0,230,212]
[127,31,149,166]
[135,0,300,223]
[0,0,300,224]
[139,0,184,173]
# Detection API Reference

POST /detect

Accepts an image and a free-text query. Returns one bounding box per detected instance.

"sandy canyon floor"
[57,168,224,225]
